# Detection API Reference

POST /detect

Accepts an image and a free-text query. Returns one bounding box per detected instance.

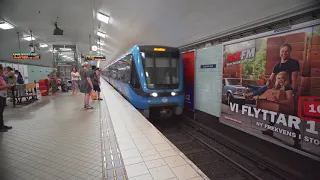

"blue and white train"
[101,45,184,118]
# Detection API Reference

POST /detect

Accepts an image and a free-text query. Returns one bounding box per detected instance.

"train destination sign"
[85,54,106,61]
[13,52,41,60]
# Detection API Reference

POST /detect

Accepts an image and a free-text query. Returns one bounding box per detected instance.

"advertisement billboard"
[220,26,320,158]
[182,51,195,111]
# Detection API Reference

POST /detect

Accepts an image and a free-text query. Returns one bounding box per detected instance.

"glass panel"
[141,51,180,89]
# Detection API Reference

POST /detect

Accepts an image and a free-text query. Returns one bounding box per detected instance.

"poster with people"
[220,25,320,158]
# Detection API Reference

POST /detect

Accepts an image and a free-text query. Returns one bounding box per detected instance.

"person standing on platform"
[91,65,102,100]
[80,62,94,109]
[15,70,24,84]
[2,68,8,107]
[71,67,80,95]
[49,68,58,95]
[0,65,13,132]
[6,67,16,85]
[2,67,8,84]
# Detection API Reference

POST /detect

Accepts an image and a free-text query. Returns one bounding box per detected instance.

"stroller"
[58,78,72,92]
[59,81,69,92]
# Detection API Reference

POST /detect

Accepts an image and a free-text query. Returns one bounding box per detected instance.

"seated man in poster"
[244,44,301,148]
[246,44,300,97]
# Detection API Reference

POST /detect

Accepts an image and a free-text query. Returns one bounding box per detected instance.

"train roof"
[105,45,180,68]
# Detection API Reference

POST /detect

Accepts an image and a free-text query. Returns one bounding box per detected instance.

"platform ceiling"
[0,0,319,67]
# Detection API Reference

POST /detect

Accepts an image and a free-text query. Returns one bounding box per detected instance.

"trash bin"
[38,79,49,96]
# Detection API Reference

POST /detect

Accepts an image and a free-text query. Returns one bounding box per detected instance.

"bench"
[10,81,38,107]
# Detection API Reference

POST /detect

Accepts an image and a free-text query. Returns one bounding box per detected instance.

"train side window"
[130,60,141,89]
[123,54,132,83]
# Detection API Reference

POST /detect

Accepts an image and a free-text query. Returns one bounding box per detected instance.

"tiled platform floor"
[0,78,210,180]
[0,93,103,180]
[100,80,209,180]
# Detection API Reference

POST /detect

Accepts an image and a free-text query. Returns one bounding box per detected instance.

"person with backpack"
[91,65,102,100]
[14,70,24,84]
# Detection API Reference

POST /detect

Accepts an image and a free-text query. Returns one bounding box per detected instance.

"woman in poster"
[248,71,294,104]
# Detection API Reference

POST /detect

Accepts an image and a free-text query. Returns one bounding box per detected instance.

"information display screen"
[85,54,106,61]
[13,52,40,60]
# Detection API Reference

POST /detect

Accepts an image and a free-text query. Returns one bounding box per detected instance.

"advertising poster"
[182,51,195,111]
[220,26,320,158]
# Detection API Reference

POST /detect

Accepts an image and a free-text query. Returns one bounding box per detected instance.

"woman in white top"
[71,67,80,95]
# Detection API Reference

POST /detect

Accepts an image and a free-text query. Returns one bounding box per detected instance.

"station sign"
[200,64,216,69]
[13,52,41,60]
[85,54,106,61]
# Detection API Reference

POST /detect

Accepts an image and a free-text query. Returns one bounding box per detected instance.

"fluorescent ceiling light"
[60,48,72,51]
[0,21,14,30]
[40,43,48,48]
[23,36,36,41]
[97,12,110,24]
[97,31,106,38]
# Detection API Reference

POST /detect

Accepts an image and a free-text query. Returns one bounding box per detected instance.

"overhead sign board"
[13,52,40,60]
[154,48,166,52]
[85,54,106,61]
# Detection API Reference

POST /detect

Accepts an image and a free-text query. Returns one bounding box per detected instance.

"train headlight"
[171,92,176,96]
[151,93,158,97]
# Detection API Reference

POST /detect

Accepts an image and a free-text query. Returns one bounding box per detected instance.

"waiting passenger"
[49,68,58,95]
[2,67,8,84]
[91,66,102,100]
[80,62,94,109]
[14,70,24,84]
[71,67,80,95]
[6,66,16,85]
[0,64,13,132]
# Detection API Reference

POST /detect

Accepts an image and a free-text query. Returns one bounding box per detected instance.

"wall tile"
[195,45,223,117]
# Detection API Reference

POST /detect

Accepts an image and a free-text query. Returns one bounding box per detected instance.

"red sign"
[298,96,320,122]
[227,47,256,63]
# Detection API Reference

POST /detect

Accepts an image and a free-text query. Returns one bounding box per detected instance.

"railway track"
[152,117,294,180]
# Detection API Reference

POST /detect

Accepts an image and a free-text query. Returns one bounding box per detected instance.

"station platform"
[0,79,209,180]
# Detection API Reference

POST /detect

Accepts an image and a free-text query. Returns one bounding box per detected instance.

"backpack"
[93,71,99,82]
[17,73,24,84]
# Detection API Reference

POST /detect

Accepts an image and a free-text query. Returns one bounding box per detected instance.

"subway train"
[101,45,184,118]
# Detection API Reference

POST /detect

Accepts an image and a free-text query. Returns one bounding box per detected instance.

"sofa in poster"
[220,26,320,159]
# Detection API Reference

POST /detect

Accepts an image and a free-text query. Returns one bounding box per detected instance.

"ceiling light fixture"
[97,41,104,45]
[92,45,98,51]
[60,47,72,51]
[23,36,36,41]
[40,43,48,48]
[97,12,110,24]
[0,21,14,30]
[97,31,106,38]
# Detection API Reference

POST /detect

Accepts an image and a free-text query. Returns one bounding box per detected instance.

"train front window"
[141,52,180,89]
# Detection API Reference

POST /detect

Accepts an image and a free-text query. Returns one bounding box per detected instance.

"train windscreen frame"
[140,46,180,90]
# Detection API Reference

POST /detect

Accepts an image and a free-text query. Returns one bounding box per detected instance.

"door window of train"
[130,60,141,89]
[142,54,155,89]
[170,57,179,85]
